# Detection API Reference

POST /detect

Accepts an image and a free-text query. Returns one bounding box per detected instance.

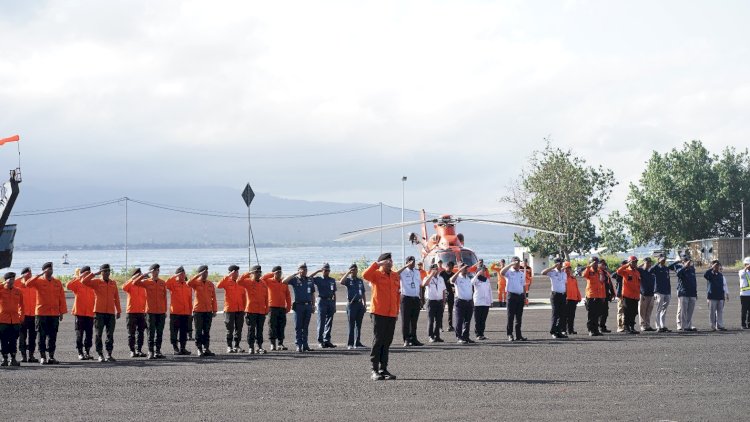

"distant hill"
[8,183,518,250]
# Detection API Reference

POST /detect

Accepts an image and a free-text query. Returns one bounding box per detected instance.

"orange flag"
[0,135,20,146]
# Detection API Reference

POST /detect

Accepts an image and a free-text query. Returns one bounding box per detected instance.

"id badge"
[410,282,415,289]
[307,287,311,294]
[330,284,334,292]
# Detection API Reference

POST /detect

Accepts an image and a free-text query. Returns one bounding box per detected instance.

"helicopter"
[337,209,566,267]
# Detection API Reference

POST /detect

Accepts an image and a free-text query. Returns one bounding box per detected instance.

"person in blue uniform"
[282,263,316,352]
[340,264,367,349]
[310,263,337,349]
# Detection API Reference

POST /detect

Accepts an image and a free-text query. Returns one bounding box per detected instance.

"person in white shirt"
[501,256,528,341]
[421,264,446,342]
[397,256,423,347]
[472,263,493,340]
[740,257,750,329]
[541,258,568,339]
[449,263,475,344]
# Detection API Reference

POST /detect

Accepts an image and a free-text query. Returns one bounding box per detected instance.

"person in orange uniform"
[617,256,642,334]
[81,264,122,362]
[166,266,193,355]
[187,265,217,357]
[16,267,38,363]
[265,265,291,351]
[25,262,67,365]
[238,265,269,354]
[563,262,582,335]
[417,262,427,309]
[217,265,246,353]
[582,257,606,336]
[490,259,507,307]
[134,264,168,359]
[123,268,148,358]
[522,259,533,306]
[362,252,400,381]
[0,272,24,367]
[66,267,95,360]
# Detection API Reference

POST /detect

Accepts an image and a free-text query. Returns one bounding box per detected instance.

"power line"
[12,198,126,216]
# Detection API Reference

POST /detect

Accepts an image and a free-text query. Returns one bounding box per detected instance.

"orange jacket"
[216,274,247,313]
[264,273,291,312]
[66,277,95,317]
[566,275,582,301]
[15,275,37,318]
[187,276,217,313]
[583,267,606,299]
[165,275,193,315]
[617,265,641,300]
[133,277,167,314]
[523,266,533,291]
[81,273,122,315]
[0,284,24,324]
[122,275,147,314]
[362,262,400,318]
[24,275,67,316]
[237,273,269,315]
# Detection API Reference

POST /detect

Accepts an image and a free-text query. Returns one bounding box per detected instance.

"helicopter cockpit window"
[435,252,457,265]
[460,251,478,267]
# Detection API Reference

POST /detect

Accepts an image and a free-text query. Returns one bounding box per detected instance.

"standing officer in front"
[133,264,168,359]
[25,262,67,364]
[238,265,269,354]
[363,252,400,381]
[421,263,446,343]
[651,254,673,332]
[398,256,423,347]
[310,263,337,349]
[187,265,217,357]
[675,255,698,331]
[217,265,246,353]
[541,258,568,339]
[15,267,38,363]
[81,264,122,362]
[66,267,95,360]
[0,272,24,367]
[166,266,193,355]
[340,264,367,349]
[582,257,606,337]
[123,268,148,357]
[265,266,292,351]
[282,263,316,352]
[501,257,527,341]
[617,256,642,334]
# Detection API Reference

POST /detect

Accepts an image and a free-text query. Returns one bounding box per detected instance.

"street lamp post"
[742,200,745,259]
[402,176,407,266]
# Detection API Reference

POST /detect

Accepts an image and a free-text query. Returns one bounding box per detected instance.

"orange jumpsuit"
[490,263,507,304]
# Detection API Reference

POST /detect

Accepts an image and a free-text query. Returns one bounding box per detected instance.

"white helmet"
[744,257,750,265]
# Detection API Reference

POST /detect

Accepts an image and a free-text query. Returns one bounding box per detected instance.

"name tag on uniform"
[330,284,334,291]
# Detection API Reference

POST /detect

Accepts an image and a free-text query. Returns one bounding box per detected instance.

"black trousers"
[473,306,489,337]
[0,323,20,355]
[370,314,397,371]
[126,313,147,352]
[94,313,116,355]
[623,297,640,329]
[35,316,60,356]
[224,311,245,347]
[346,302,365,346]
[18,316,36,355]
[427,300,444,339]
[147,313,166,352]
[565,300,579,333]
[268,307,287,343]
[446,294,455,328]
[454,298,474,340]
[599,300,611,329]
[169,314,190,348]
[246,313,266,348]
[585,298,605,333]
[506,293,524,338]
[550,292,566,334]
[74,315,94,352]
[741,296,750,327]
[187,314,194,335]
[400,296,421,343]
[193,312,213,349]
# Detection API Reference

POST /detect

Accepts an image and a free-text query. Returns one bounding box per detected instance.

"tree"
[502,140,618,259]
[598,210,630,254]
[626,140,750,249]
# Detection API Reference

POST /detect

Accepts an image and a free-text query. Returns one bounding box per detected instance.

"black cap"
[348,264,357,270]
[446,261,455,267]
[4,272,16,280]
[149,263,160,271]
[175,266,185,274]
[228,265,240,272]
[100,264,111,271]
[429,263,438,269]
[377,252,392,262]
[406,256,415,263]
[42,262,53,270]
[554,257,564,264]
[272,265,282,273]
[657,253,666,259]
[322,263,331,270]
[643,257,653,262]
[250,265,262,273]
[21,267,31,275]
[197,265,208,273]
[131,268,142,276]
[621,260,628,265]
[298,262,307,269]
[510,256,520,263]
[81,266,91,273]
[589,257,599,263]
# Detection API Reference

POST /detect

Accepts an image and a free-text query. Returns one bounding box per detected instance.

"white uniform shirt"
[505,268,526,294]
[424,276,446,301]
[400,268,420,297]
[547,268,567,294]
[739,269,750,296]
[472,274,493,306]
[454,274,473,301]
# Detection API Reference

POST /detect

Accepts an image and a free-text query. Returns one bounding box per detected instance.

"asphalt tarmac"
[3,273,749,421]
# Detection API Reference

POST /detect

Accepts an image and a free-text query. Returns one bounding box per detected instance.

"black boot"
[21,351,28,363]
[10,354,20,366]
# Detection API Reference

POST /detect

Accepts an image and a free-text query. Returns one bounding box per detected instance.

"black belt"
[318,297,335,301]
[552,292,566,295]
[456,298,473,302]
[294,301,311,305]
[509,292,525,297]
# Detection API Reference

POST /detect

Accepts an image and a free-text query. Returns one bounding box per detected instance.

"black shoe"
[600,327,612,333]
[355,342,366,348]
[106,354,116,362]
[319,343,327,349]
[718,327,727,331]
[379,369,397,380]
[179,348,192,355]
[130,351,137,358]
[227,347,236,353]
[303,346,312,352]
[78,353,86,361]
[403,342,412,347]
[84,352,93,360]
[412,340,424,347]
[204,349,215,356]
[588,331,602,337]
[148,352,156,359]
[296,346,303,353]
[517,336,528,341]
[48,357,59,364]
[278,343,288,351]
[643,327,656,332]
[324,342,337,348]
[428,337,436,343]
[457,339,467,344]
[21,354,28,363]
[98,354,105,362]
[433,337,444,343]
[371,370,385,381]
[10,357,19,367]
[447,327,455,332]
[155,351,165,359]
[27,356,38,363]
[508,336,515,342]
[465,338,476,344]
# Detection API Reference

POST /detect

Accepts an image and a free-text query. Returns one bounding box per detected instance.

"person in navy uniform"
[282,263,316,352]
[340,264,367,349]
[310,263,337,349]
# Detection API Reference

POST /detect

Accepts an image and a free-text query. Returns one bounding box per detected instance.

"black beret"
[322,263,331,270]
[175,266,185,274]
[250,265,262,273]
[131,268,142,276]
[81,266,91,273]
[21,267,31,275]
[377,252,391,262]
[228,265,240,272]
[197,265,208,273]
[554,257,564,264]
[298,262,307,269]
[149,263,160,271]
[100,264,111,271]
[272,266,282,273]
[348,264,357,270]
[4,272,16,280]
[406,256,415,263]
[42,262,53,270]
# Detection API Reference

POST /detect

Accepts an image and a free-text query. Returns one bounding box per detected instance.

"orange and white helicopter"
[337,210,566,267]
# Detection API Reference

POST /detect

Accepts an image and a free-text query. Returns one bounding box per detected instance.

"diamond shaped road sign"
[242,183,255,207]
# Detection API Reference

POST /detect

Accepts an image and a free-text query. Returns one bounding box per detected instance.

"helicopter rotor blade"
[335,219,433,241]
[461,218,567,236]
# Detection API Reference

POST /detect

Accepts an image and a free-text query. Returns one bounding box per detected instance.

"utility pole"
[402,176,407,265]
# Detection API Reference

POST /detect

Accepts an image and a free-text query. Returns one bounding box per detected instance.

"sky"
[1,0,749,219]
